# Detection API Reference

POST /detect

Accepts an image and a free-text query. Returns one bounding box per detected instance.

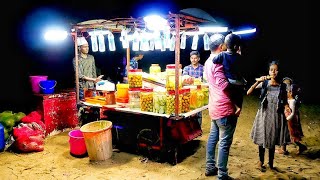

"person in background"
[122,51,144,83]
[73,37,103,100]
[182,51,204,126]
[204,33,240,179]
[247,60,289,172]
[278,77,307,155]
[182,51,204,84]
[212,33,247,117]
[130,51,144,70]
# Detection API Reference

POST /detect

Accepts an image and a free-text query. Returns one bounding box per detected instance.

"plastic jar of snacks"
[149,64,161,76]
[128,88,141,109]
[153,87,167,114]
[185,85,197,110]
[128,69,142,88]
[196,85,204,108]
[181,87,191,113]
[165,64,182,91]
[116,83,129,99]
[166,90,182,115]
[140,88,153,112]
[201,84,209,105]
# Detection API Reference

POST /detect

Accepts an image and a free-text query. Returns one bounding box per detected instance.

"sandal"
[297,145,307,155]
[275,149,289,155]
[257,161,266,172]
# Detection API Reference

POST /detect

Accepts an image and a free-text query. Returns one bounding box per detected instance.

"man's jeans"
[206,116,237,179]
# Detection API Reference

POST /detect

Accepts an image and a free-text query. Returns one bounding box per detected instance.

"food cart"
[71,12,213,164]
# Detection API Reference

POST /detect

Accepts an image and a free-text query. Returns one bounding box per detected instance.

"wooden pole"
[73,31,80,104]
[126,47,130,74]
[174,14,180,117]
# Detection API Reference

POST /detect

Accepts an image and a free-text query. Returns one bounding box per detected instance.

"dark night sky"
[1,0,310,112]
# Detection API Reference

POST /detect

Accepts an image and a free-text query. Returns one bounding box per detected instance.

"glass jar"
[128,88,141,109]
[128,69,142,88]
[149,64,161,76]
[140,88,153,112]
[166,90,182,115]
[196,85,204,108]
[181,88,191,113]
[202,84,209,105]
[165,64,182,91]
[153,87,167,114]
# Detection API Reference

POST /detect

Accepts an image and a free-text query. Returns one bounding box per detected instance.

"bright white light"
[88,30,110,36]
[144,15,168,31]
[198,26,228,33]
[233,28,256,35]
[44,29,68,41]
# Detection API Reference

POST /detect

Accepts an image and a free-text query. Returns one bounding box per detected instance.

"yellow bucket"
[80,120,113,161]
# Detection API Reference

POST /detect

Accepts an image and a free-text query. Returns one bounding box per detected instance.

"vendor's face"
[190,55,200,66]
[80,44,89,54]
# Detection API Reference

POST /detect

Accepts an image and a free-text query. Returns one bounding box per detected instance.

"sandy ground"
[1,96,320,180]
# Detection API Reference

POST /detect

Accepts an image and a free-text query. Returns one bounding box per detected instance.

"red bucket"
[68,129,87,157]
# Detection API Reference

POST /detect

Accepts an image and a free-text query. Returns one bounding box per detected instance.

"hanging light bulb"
[191,33,199,50]
[180,32,186,49]
[108,32,116,51]
[98,34,106,52]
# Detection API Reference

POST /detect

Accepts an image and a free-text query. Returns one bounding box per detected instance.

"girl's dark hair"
[269,60,279,67]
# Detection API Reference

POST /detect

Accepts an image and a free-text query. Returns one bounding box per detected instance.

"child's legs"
[258,146,265,163]
[268,146,275,167]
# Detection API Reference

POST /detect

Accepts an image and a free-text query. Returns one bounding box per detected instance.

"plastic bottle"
[108,33,116,51]
[203,33,210,51]
[98,34,106,52]
[149,39,155,51]
[170,35,175,51]
[90,35,98,52]
[132,31,140,51]
[191,34,199,50]
[180,32,186,49]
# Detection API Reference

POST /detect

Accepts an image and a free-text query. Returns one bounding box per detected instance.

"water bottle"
[132,31,140,51]
[203,33,210,51]
[91,35,98,52]
[98,34,106,52]
[191,34,199,50]
[180,32,186,49]
[149,39,155,51]
[108,33,116,51]
[170,35,175,51]
[164,29,171,49]
[0,123,5,151]
[120,29,129,48]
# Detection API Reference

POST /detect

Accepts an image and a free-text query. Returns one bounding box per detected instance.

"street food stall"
[71,12,214,164]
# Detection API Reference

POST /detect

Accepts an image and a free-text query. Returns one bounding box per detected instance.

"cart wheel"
[136,129,160,161]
